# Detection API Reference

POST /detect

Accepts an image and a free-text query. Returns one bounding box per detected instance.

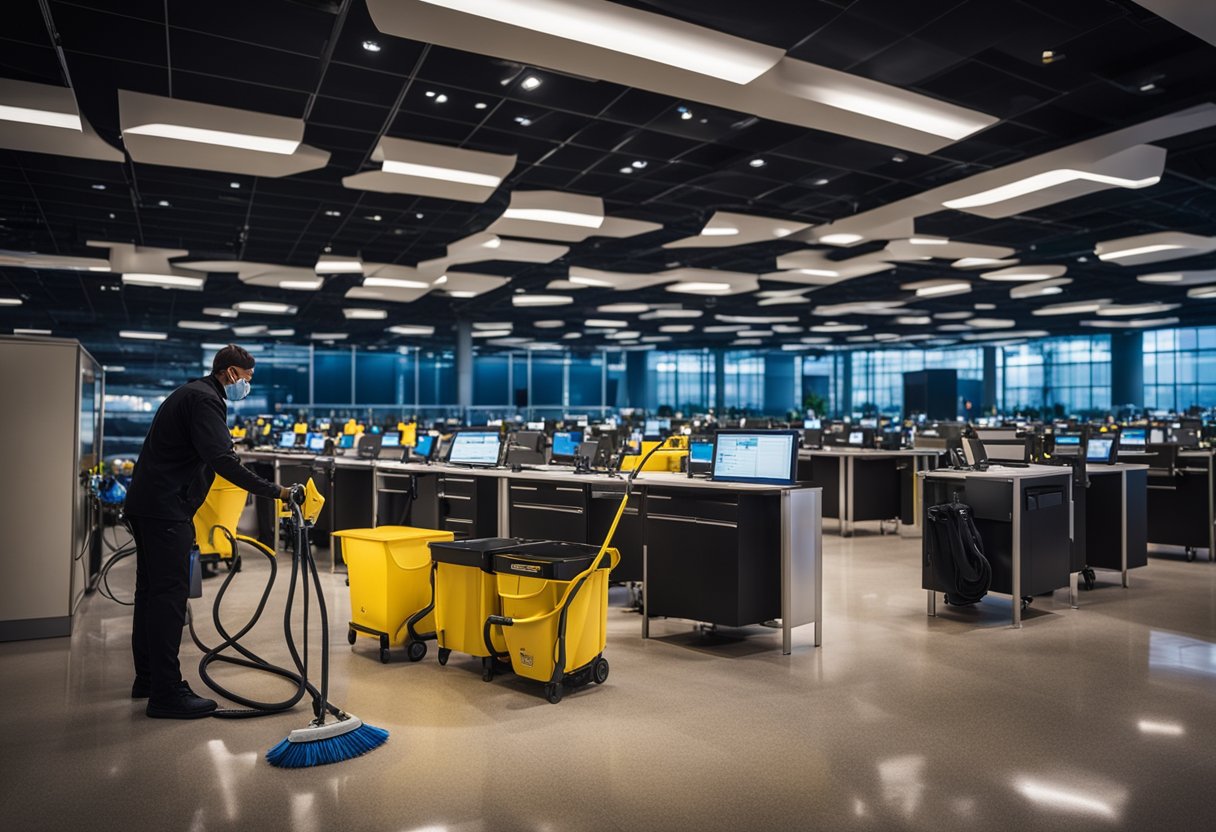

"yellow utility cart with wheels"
[333,526,454,664]
[487,541,619,704]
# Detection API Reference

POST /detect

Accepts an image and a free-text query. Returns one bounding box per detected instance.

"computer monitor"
[1121,428,1146,447]
[860,417,878,429]
[802,429,823,449]
[446,430,503,467]
[1052,434,1082,456]
[338,434,355,450]
[1172,426,1200,448]
[848,431,865,446]
[710,430,799,486]
[688,439,714,476]
[381,432,401,448]
[805,418,822,430]
[643,419,662,438]
[306,433,326,452]
[1149,428,1165,444]
[506,431,547,467]
[526,421,545,431]
[278,432,298,449]
[551,430,583,462]
[413,434,435,460]
[1086,434,1118,464]
[357,433,382,460]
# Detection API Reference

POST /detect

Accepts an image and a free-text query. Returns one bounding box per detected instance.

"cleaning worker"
[124,344,297,719]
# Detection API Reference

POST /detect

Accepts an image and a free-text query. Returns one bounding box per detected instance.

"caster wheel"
[545,682,564,704]
[437,648,451,666]
[347,628,357,645]
[379,647,391,664]
[593,657,609,685]
[1186,548,1196,563]
[407,640,427,662]
[481,658,495,682]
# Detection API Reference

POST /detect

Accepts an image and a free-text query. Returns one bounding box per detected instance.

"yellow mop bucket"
[193,475,247,561]
[488,541,619,704]
[426,538,521,680]
[333,526,454,664]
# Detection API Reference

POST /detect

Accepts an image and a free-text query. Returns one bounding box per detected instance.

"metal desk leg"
[1069,572,1079,609]
[927,590,936,617]
[838,461,849,537]
[846,456,855,537]
[1208,459,1215,562]
[496,478,510,537]
[641,543,649,640]
[1012,482,1022,629]
[1121,470,1130,588]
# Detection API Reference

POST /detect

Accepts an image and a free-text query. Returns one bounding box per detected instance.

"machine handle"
[487,615,514,627]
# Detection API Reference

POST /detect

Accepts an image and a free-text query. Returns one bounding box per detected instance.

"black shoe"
[131,677,151,699]
[146,682,217,719]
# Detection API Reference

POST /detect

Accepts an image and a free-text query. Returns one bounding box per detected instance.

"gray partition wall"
[0,336,102,641]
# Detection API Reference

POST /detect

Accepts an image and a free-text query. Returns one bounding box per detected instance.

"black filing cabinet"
[645,488,780,627]
[507,480,589,543]
[438,473,498,539]
[589,486,643,582]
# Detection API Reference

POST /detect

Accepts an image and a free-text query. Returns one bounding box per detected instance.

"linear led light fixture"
[311,332,349,340]
[584,319,628,328]
[501,208,603,229]
[315,255,364,274]
[667,282,733,295]
[203,307,239,318]
[905,280,971,298]
[177,321,227,331]
[278,279,324,291]
[233,301,297,315]
[0,104,81,131]
[363,276,431,290]
[819,233,864,246]
[700,227,740,237]
[908,236,949,245]
[122,273,205,289]
[120,330,168,340]
[0,79,83,131]
[512,294,574,307]
[569,274,615,287]
[14,328,51,335]
[0,297,22,306]
[1188,286,1216,299]
[388,325,436,336]
[415,0,783,84]
[381,160,502,187]
[1096,243,1185,262]
[123,123,300,154]
[342,308,388,320]
[1032,300,1109,316]
[267,328,295,336]
[944,169,1160,210]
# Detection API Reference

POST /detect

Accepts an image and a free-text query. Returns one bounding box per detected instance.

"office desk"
[1075,463,1148,594]
[374,462,823,654]
[920,465,1072,628]
[798,448,939,536]
[1144,449,1214,561]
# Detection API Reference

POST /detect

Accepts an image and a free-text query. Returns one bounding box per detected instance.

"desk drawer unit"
[508,481,588,543]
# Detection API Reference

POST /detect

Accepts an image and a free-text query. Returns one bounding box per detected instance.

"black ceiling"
[2,0,1216,368]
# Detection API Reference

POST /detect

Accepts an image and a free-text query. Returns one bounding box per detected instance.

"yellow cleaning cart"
[193,475,248,575]
[334,526,454,663]
[424,538,519,680]
[486,540,619,703]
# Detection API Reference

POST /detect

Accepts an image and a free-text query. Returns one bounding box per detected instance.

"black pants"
[128,515,195,700]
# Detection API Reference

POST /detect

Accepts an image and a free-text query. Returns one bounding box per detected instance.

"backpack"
[926,501,992,606]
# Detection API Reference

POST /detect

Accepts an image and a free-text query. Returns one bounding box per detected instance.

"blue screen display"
[306,434,325,451]
[1055,435,1081,445]
[414,435,434,457]
[552,430,583,457]
[448,432,501,466]
[1121,428,1145,447]
[690,441,714,463]
[338,434,354,449]
[278,432,297,448]
[381,432,400,447]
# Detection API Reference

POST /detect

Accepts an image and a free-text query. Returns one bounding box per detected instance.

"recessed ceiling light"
[92,184,106,190]
[388,325,436,336]
[415,212,424,219]
[892,153,908,163]
[315,255,363,274]
[342,308,388,320]
[534,320,564,328]
[749,158,766,168]
[598,303,651,314]
[619,167,633,174]
[267,328,295,337]
[812,178,829,186]
[233,301,296,315]
[668,282,733,295]
[157,200,170,207]
[584,319,627,328]
[512,294,573,307]
[819,232,863,245]
[362,40,381,52]
[521,76,543,91]
[102,365,125,372]
[229,181,240,189]
[434,94,449,104]
[474,102,487,110]
[311,332,349,340]
[514,116,532,127]
[700,227,739,237]
[974,303,996,310]
[363,276,430,289]
[13,328,52,335]
[367,214,383,222]
[679,108,693,120]
[324,209,341,217]
[908,236,949,245]
[108,212,116,219]
[1139,82,1156,92]
[122,273,205,289]
[0,297,23,306]
[631,160,647,169]
[177,320,226,331]
[203,307,239,318]
[120,330,168,340]
[659,324,695,333]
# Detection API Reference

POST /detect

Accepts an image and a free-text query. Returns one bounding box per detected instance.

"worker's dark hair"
[211,344,256,375]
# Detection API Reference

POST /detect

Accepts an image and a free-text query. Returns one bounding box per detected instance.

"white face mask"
[224,371,251,401]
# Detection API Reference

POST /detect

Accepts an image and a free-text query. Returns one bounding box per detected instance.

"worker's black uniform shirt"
[125,375,278,521]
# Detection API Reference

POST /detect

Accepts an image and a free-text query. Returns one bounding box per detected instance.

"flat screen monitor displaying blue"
[1086,436,1115,463]
[278,432,297,448]
[381,432,400,448]
[711,430,798,485]
[338,434,355,449]
[447,431,501,466]
[643,419,661,437]
[1054,434,1081,455]
[552,430,583,458]
[689,441,714,464]
[306,434,326,452]
[1121,428,1146,447]
[848,431,864,446]
[414,434,434,458]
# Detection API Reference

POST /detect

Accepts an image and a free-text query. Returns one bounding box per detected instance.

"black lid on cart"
[428,537,534,571]
[492,541,610,581]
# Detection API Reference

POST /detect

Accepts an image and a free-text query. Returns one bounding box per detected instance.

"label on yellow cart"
[519,650,534,668]
[509,563,542,574]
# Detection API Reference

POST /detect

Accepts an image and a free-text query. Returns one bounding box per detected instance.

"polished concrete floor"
[3,516,1216,832]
